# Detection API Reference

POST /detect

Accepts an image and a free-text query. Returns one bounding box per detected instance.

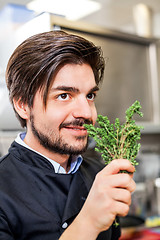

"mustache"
[59,118,93,129]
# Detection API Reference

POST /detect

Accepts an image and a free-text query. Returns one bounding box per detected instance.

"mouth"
[62,126,87,135]
[59,119,92,137]
[64,126,87,131]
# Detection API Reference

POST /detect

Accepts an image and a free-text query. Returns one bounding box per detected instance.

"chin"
[72,143,88,154]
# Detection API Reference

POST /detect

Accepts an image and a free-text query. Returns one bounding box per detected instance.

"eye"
[87,93,96,101]
[57,93,70,100]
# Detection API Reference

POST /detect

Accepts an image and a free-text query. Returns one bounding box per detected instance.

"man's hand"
[60,159,136,240]
[80,159,136,233]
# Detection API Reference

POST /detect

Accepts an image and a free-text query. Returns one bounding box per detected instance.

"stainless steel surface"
[50,15,160,126]
[133,3,153,37]
[148,43,160,123]
[157,40,160,120]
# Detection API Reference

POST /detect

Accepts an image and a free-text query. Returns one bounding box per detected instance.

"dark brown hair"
[6,30,105,127]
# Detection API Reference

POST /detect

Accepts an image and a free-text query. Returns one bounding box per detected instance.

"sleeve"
[0,213,15,240]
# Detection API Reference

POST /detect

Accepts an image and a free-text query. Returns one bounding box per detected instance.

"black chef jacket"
[0,141,121,240]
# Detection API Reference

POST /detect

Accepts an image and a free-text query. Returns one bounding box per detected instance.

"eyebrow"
[90,86,99,92]
[50,85,99,94]
[51,86,79,93]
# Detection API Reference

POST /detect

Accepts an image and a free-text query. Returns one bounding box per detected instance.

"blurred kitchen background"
[1,0,160,237]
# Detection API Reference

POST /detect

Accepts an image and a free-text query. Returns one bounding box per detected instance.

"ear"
[13,98,30,120]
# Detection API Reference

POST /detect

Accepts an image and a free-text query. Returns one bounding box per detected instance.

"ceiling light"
[27,0,101,21]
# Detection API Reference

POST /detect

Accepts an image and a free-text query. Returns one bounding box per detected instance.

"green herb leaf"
[84,100,143,166]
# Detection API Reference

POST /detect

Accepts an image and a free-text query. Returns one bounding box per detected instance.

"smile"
[63,126,87,135]
[64,126,86,130]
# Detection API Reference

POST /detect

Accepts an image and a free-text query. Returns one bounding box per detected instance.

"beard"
[30,114,92,155]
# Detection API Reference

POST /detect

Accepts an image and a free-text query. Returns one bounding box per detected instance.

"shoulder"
[0,140,18,168]
[0,153,10,167]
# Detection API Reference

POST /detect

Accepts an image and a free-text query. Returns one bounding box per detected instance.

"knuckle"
[129,178,136,192]
[123,174,134,188]
[110,159,119,170]
[133,181,136,191]
[125,190,131,203]
[124,173,130,182]
[94,173,105,192]
[112,159,119,167]
[95,171,102,182]
[122,205,129,217]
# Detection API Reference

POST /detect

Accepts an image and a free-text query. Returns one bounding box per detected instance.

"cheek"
[46,110,67,127]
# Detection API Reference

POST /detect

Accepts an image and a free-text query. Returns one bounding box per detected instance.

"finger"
[113,201,130,217]
[102,159,135,175]
[111,173,136,192]
[111,188,132,205]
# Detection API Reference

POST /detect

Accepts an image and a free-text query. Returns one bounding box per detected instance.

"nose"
[72,98,93,120]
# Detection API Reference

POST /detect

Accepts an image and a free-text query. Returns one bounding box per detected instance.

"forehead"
[51,63,96,89]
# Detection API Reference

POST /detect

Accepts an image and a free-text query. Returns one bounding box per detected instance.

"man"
[0,30,135,240]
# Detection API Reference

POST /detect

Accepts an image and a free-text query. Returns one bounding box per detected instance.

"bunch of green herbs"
[84,100,143,227]
[84,100,143,167]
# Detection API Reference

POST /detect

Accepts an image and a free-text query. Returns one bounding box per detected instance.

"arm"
[59,159,136,240]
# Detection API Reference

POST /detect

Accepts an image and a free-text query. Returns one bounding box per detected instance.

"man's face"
[28,63,98,155]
